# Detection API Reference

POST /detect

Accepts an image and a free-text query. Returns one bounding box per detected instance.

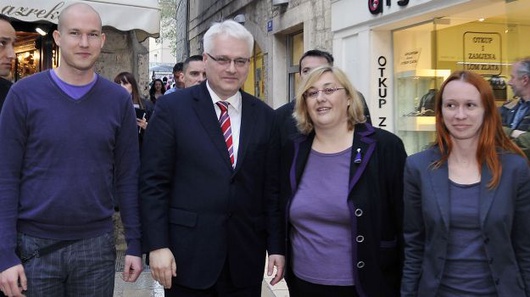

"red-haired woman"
[402,70,530,297]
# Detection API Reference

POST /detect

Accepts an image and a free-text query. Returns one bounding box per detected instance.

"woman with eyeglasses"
[278,65,407,297]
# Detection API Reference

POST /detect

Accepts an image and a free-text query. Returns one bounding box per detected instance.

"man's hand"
[122,255,143,282]
[148,248,176,289]
[267,254,285,286]
[0,264,27,297]
[511,129,526,139]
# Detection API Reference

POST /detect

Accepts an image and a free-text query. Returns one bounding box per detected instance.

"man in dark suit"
[139,20,284,297]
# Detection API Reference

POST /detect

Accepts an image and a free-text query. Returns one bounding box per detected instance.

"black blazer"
[279,123,406,297]
[139,82,282,289]
[402,147,530,296]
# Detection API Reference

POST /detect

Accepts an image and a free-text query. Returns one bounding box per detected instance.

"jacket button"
[356,261,365,268]
[356,235,364,243]
[355,208,363,217]
[484,237,490,244]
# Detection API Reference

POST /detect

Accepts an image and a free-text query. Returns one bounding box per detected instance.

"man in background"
[0,4,142,296]
[181,54,206,88]
[0,14,15,112]
[165,61,184,94]
[500,57,530,157]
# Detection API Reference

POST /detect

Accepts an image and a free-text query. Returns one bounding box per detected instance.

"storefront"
[1,0,159,90]
[332,0,530,154]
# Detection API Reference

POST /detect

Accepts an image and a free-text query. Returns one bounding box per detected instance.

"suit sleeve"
[511,159,530,295]
[139,97,177,252]
[265,112,285,255]
[401,157,424,296]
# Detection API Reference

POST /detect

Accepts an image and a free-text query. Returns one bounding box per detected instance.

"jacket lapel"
[425,148,455,231]
[479,164,496,227]
[348,124,376,192]
[191,83,233,169]
[234,92,255,172]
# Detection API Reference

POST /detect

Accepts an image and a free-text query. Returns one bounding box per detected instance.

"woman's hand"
[137,118,148,130]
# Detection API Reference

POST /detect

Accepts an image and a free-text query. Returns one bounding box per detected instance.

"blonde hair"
[293,66,366,134]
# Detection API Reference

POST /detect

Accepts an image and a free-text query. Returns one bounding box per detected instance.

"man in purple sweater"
[0,3,142,297]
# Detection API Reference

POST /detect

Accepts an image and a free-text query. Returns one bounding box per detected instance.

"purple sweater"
[0,71,141,272]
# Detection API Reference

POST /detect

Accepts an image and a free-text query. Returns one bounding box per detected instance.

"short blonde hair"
[293,66,366,135]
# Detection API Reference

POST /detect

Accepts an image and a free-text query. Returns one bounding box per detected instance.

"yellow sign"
[463,32,502,75]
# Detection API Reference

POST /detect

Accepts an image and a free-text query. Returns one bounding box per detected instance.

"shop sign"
[369,0,409,15]
[463,32,502,75]
[0,2,64,22]
[376,56,388,127]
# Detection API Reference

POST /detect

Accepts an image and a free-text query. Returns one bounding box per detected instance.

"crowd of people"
[0,3,530,297]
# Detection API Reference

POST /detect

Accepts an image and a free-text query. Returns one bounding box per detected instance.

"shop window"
[393,1,530,154]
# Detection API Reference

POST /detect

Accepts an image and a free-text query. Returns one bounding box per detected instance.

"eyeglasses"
[206,53,250,68]
[304,87,345,100]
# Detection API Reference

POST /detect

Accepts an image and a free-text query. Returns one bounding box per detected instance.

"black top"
[0,77,13,112]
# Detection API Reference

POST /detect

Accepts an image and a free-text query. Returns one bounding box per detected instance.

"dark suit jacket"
[139,82,283,289]
[402,147,530,296]
[279,123,406,297]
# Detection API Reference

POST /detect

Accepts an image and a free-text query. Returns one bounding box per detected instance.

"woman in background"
[279,65,406,297]
[149,78,165,104]
[402,70,530,296]
[114,72,153,137]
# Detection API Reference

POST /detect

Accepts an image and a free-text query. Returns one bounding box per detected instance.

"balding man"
[0,3,142,296]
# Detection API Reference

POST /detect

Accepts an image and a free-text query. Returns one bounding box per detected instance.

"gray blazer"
[401,147,530,297]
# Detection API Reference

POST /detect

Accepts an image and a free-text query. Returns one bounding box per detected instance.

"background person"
[114,71,154,133]
[149,78,166,104]
[279,65,406,297]
[402,70,530,296]
[165,62,184,94]
[0,14,15,112]
[500,57,530,157]
[0,4,142,296]
[140,19,284,297]
[181,54,207,88]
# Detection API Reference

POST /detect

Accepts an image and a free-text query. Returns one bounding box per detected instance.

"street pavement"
[113,213,289,297]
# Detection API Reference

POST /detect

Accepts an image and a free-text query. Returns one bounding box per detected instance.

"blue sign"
[267,20,273,32]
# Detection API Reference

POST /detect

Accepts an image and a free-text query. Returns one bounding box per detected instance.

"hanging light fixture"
[35,27,47,36]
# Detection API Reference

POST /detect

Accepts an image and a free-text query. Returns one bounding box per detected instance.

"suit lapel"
[479,165,496,227]
[234,93,255,172]
[428,150,451,230]
[348,124,376,192]
[191,83,233,168]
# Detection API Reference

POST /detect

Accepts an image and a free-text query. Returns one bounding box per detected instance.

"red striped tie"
[216,101,234,167]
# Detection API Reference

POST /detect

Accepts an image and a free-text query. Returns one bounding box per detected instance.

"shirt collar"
[206,81,242,113]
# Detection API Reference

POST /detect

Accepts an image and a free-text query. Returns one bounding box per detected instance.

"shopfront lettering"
[369,0,409,15]
[468,53,496,60]
[377,56,388,127]
[1,2,65,22]
[465,64,500,71]
[472,37,493,44]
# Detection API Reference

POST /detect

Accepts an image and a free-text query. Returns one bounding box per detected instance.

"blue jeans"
[17,232,116,297]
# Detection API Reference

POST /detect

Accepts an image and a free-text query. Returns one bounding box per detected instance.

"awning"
[0,0,160,41]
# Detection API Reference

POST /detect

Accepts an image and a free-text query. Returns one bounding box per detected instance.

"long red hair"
[433,70,525,189]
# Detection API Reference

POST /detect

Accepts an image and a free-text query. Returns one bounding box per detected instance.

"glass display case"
[395,69,450,154]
